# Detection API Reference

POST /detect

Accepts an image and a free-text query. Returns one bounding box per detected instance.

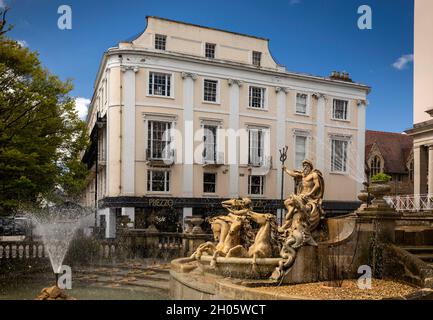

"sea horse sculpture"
[247,211,279,271]
[191,216,230,259]
[192,198,276,269]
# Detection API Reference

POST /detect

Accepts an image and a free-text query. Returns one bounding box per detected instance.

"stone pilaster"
[428,145,433,195]
[120,66,138,196]
[181,72,197,197]
[313,93,326,172]
[228,79,242,198]
[356,100,367,194]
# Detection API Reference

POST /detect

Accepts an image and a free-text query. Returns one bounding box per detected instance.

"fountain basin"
[197,255,280,279]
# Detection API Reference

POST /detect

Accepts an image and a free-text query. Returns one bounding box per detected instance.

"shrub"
[64,235,100,266]
[371,173,392,183]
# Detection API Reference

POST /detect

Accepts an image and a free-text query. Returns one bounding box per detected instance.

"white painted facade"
[81,17,370,238]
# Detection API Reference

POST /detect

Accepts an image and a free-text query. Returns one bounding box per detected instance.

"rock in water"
[35,286,76,300]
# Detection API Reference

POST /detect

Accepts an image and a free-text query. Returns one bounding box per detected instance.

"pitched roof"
[365,130,413,174]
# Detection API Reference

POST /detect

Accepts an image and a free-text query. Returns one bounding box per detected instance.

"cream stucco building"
[81,17,370,238]
[406,0,433,196]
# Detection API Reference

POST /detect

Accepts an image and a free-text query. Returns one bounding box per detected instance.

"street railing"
[384,194,433,213]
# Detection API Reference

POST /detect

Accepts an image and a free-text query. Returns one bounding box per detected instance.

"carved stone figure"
[281,159,325,232]
[192,159,324,283]
[270,159,324,282]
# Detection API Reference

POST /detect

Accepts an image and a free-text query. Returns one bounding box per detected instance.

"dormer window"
[252,51,262,66]
[155,34,166,50]
[205,43,216,59]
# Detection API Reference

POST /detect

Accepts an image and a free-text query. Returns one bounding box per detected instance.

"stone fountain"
[170,160,433,300]
[171,160,328,295]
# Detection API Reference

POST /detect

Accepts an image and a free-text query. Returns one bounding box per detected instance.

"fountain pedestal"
[281,246,319,284]
[356,180,401,243]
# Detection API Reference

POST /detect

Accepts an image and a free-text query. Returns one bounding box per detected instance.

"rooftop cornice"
[103,47,371,92]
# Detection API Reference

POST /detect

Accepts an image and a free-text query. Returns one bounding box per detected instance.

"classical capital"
[275,86,289,94]
[181,72,198,80]
[228,79,243,87]
[121,66,139,73]
[357,99,368,107]
[312,92,327,100]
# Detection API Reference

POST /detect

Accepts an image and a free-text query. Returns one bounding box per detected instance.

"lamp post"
[279,146,288,226]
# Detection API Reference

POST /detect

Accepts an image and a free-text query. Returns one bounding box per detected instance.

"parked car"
[0,216,34,238]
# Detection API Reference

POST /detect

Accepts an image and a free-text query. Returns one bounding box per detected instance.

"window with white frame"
[154,34,166,50]
[148,72,171,97]
[248,128,265,166]
[252,51,262,66]
[248,175,264,195]
[205,43,216,59]
[203,124,217,162]
[331,138,349,173]
[203,79,218,103]
[296,93,308,115]
[249,86,266,109]
[147,120,172,160]
[203,173,216,193]
[332,99,348,120]
[147,170,170,192]
[295,135,307,169]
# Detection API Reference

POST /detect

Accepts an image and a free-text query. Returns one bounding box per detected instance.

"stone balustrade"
[0,241,47,260]
[98,229,212,261]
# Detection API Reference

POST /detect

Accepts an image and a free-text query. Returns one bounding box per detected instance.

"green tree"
[0,9,89,215]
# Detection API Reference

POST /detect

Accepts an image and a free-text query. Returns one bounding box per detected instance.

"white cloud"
[16,40,28,48]
[290,0,301,5]
[392,54,414,70]
[0,0,6,9]
[74,97,91,120]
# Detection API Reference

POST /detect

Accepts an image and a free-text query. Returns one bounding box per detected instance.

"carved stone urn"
[367,180,391,209]
[190,217,204,234]
[357,190,370,203]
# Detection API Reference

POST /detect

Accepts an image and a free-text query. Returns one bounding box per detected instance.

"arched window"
[370,156,382,178]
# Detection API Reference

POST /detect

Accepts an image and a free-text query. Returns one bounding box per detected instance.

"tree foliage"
[0,10,89,215]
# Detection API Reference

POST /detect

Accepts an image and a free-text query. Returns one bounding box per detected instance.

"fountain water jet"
[22,201,93,285]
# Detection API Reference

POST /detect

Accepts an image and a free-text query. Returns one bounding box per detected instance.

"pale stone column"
[228,79,242,198]
[181,72,197,197]
[356,100,367,195]
[414,146,428,195]
[183,207,193,228]
[276,87,288,225]
[428,145,433,195]
[105,208,117,239]
[313,93,326,172]
[121,66,138,196]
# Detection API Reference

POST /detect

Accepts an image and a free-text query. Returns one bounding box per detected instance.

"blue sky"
[4,0,414,132]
